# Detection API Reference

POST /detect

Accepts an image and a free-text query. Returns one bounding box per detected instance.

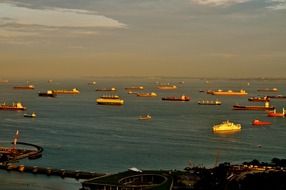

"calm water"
[0,77,286,189]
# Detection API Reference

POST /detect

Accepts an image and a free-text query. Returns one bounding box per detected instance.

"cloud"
[0,3,126,28]
[267,0,286,10]
[191,0,249,6]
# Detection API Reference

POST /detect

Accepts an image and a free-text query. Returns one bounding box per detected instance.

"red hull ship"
[267,108,285,117]
[233,102,275,111]
[161,95,190,101]
[13,85,35,90]
[0,102,26,111]
[252,119,272,126]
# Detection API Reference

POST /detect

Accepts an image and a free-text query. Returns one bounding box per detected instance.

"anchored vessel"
[248,96,270,102]
[198,100,222,105]
[257,88,278,92]
[96,95,124,105]
[13,85,35,90]
[125,86,144,90]
[233,102,275,111]
[252,119,272,126]
[267,108,285,117]
[96,87,116,92]
[52,88,80,94]
[162,95,190,101]
[157,85,177,90]
[38,90,57,97]
[137,92,157,97]
[212,120,241,132]
[0,102,26,111]
[210,89,248,96]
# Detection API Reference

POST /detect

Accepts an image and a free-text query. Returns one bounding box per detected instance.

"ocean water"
[0,77,286,189]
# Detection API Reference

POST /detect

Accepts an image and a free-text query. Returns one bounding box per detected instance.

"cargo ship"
[257,88,278,92]
[38,90,57,97]
[157,85,177,90]
[96,95,124,105]
[198,100,222,105]
[0,102,26,111]
[125,86,144,90]
[248,96,270,102]
[136,92,157,97]
[211,89,248,96]
[212,120,241,133]
[267,108,285,117]
[252,119,272,126]
[161,95,190,101]
[267,95,286,99]
[96,87,116,92]
[52,88,80,94]
[13,85,35,90]
[233,102,275,111]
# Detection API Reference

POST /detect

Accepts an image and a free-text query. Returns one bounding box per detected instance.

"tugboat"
[212,120,241,133]
[267,108,285,117]
[0,102,26,111]
[38,90,57,97]
[161,95,190,101]
[96,95,124,105]
[24,112,37,118]
[252,119,272,126]
[198,100,222,105]
[233,101,275,111]
[138,114,152,120]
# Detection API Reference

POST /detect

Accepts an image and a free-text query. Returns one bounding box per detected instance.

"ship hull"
[38,93,56,97]
[233,105,275,111]
[0,107,26,111]
[162,98,190,101]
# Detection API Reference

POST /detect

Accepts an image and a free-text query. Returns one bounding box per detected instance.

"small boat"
[257,88,278,92]
[125,86,144,90]
[0,102,27,111]
[88,81,96,85]
[267,108,285,117]
[248,96,270,102]
[52,88,80,94]
[233,102,275,111]
[96,95,124,105]
[212,120,241,133]
[162,95,190,101]
[38,90,57,97]
[198,100,222,105]
[211,89,248,96]
[96,87,116,92]
[13,85,35,90]
[24,112,36,118]
[138,114,152,120]
[136,92,157,97]
[127,91,138,94]
[252,119,271,126]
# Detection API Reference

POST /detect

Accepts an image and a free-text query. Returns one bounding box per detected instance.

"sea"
[0,77,286,190]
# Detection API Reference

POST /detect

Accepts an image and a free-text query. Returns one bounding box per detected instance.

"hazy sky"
[0,0,285,79]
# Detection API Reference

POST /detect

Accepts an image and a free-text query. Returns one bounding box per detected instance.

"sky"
[0,0,285,79]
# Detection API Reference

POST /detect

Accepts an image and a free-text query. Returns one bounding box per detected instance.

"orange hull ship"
[13,85,35,90]
[211,89,248,96]
[267,108,285,117]
[252,119,272,126]
[0,102,26,111]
